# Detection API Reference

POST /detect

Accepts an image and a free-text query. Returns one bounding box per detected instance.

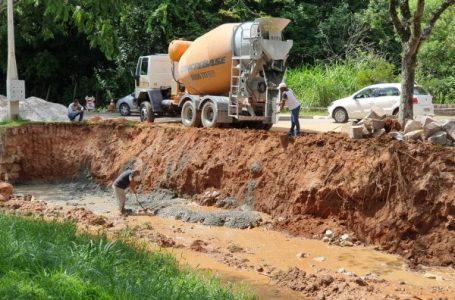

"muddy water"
[14,184,455,298]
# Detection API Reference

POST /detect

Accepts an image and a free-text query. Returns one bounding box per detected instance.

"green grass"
[286,54,398,108]
[0,213,254,300]
[0,118,29,127]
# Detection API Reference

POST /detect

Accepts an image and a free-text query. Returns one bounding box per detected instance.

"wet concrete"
[15,183,263,230]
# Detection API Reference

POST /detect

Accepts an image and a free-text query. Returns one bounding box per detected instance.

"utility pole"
[6,0,25,120]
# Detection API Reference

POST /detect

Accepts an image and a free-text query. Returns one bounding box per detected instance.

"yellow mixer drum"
[168,40,192,62]
[176,23,239,95]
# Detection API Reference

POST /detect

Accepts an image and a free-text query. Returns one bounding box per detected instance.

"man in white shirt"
[68,99,84,122]
[279,83,301,136]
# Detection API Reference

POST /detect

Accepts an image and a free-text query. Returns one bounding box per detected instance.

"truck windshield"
[141,58,149,76]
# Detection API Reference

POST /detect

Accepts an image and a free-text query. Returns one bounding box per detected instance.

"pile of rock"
[343,106,388,139]
[0,95,68,122]
[390,116,455,146]
[322,229,356,247]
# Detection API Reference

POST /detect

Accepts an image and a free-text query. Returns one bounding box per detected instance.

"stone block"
[404,120,422,134]
[423,122,442,139]
[370,105,386,119]
[441,120,455,140]
[404,130,423,141]
[428,131,447,146]
[419,116,435,127]
[348,125,364,139]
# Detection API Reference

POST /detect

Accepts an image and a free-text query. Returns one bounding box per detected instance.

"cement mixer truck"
[134,17,293,129]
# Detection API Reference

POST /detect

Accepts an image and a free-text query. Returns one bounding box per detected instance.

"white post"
[6,0,24,120]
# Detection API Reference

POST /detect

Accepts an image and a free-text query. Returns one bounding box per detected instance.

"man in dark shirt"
[112,169,140,215]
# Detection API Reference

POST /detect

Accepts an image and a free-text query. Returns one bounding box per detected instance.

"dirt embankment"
[0,122,454,267]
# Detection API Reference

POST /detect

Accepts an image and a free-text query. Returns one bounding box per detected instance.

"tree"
[389,0,454,125]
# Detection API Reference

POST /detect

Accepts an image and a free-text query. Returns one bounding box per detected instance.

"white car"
[116,93,139,116]
[327,83,434,123]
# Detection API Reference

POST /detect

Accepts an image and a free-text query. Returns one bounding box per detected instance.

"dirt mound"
[0,123,454,267]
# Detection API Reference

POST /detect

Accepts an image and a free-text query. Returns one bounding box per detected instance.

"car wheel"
[140,102,154,122]
[333,107,348,123]
[181,101,201,127]
[119,103,131,116]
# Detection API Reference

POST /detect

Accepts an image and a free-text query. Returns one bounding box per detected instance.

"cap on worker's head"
[278,82,287,89]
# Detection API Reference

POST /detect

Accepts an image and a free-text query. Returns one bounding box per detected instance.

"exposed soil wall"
[0,123,454,267]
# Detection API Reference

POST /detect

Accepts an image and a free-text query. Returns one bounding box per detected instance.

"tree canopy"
[0,0,453,106]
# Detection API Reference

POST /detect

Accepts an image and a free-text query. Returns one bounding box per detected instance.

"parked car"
[327,83,434,123]
[116,93,139,116]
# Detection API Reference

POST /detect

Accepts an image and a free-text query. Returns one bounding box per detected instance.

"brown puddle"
[14,184,455,298]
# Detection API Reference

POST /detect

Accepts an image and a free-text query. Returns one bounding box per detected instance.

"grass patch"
[286,54,398,108]
[0,213,254,300]
[0,118,29,127]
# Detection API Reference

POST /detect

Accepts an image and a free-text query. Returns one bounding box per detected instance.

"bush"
[286,54,397,108]
[418,76,455,104]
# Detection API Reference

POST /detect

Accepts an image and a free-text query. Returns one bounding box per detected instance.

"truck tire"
[140,102,155,123]
[201,101,220,128]
[181,101,201,127]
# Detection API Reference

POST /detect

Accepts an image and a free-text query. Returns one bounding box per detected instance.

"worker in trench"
[279,82,301,137]
[112,169,141,215]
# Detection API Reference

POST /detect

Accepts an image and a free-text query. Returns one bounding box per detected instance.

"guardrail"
[434,104,455,116]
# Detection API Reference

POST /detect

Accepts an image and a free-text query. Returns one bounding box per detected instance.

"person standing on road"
[279,82,301,136]
[112,169,140,215]
[67,99,84,122]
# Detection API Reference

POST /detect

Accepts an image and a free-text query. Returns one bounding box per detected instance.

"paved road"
[86,112,454,134]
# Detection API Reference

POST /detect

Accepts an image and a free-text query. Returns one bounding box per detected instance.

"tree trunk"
[399,45,417,126]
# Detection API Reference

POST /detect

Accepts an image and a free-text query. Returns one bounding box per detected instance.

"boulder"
[340,234,350,242]
[364,118,385,131]
[370,105,386,119]
[404,120,422,134]
[324,229,334,238]
[423,122,442,139]
[418,116,435,127]
[441,120,455,140]
[404,130,423,141]
[428,131,448,146]
[0,181,13,201]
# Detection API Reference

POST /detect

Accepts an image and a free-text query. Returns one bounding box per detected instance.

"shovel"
[134,193,148,212]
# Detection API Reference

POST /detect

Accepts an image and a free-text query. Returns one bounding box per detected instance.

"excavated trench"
[0,122,454,269]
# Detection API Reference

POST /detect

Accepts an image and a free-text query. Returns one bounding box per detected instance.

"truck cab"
[134,55,180,122]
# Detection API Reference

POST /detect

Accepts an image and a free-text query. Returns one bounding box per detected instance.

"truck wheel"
[140,102,154,123]
[262,123,273,131]
[181,101,201,127]
[201,101,220,128]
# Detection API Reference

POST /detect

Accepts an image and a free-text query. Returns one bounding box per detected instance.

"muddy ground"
[0,121,454,299]
[2,183,455,300]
